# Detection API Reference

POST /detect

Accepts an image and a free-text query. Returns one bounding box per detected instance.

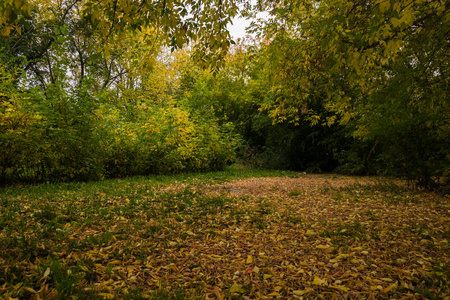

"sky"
[227,16,253,39]
[226,2,269,39]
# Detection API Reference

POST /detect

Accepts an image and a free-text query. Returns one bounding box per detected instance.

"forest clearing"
[1,0,449,298]
[1,169,448,299]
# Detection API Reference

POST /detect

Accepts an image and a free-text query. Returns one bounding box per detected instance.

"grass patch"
[1,170,448,299]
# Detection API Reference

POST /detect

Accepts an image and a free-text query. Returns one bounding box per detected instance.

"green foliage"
[0,47,240,183]
[0,59,45,182]
[247,0,450,185]
[99,101,239,178]
[1,0,448,186]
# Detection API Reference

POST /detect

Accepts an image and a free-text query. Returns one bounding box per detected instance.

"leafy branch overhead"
[1,0,246,67]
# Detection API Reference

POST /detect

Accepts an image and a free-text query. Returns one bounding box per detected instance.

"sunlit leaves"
[256,0,449,122]
[0,0,31,36]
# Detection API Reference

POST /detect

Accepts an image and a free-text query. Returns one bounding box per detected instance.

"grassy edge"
[0,164,299,197]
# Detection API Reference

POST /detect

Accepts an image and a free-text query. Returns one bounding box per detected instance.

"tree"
[1,0,250,69]
[0,0,242,183]
[251,0,449,186]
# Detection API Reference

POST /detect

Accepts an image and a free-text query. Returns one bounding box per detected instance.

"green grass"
[0,166,297,299]
[0,164,296,198]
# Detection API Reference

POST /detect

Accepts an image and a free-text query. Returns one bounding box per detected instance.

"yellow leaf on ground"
[293,288,312,296]
[331,284,349,292]
[98,293,115,299]
[229,284,244,294]
[246,255,253,264]
[382,282,398,293]
[23,287,37,293]
[313,277,327,285]
[43,268,51,277]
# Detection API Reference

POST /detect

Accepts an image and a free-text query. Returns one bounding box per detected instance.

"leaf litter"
[0,174,449,299]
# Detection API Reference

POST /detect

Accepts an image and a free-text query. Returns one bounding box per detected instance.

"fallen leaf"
[313,277,327,285]
[43,268,51,277]
[316,244,332,249]
[246,255,253,264]
[229,284,244,294]
[382,282,398,293]
[98,292,115,299]
[293,288,312,296]
[23,287,38,293]
[331,284,349,292]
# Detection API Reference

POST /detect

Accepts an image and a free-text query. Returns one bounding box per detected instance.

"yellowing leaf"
[1,26,11,37]
[253,266,260,273]
[391,17,401,27]
[267,292,280,296]
[382,282,398,293]
[23,287,37,293]
[293,288,312,296]
[229,284,243,294]
[43,267,51,277]
[316,244,332,249]
[312,277,327,285]
[331,285,349,292]
[371,285,382,290]
[98,293,115,299]
[379,1,391,12]
[14,282,23,290]
[246,255,253,264]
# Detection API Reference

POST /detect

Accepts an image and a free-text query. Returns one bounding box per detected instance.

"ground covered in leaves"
[1,171,449,299]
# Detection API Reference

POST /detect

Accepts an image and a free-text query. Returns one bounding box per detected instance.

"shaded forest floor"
[1,170,449,299]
